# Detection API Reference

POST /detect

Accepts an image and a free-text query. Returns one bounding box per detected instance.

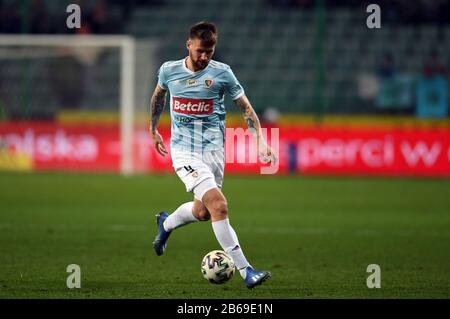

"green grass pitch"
[0,172,449,298]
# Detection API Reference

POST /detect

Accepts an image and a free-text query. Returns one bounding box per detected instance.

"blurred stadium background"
[0,0,449,175]
[0,0,449,298]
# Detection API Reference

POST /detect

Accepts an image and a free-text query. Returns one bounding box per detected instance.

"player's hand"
[258,141,277,165]
[151,130,168,157]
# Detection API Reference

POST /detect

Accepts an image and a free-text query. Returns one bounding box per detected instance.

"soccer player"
[150,22,276,289]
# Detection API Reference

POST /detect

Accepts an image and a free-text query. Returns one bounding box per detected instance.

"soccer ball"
[201,250,235,284]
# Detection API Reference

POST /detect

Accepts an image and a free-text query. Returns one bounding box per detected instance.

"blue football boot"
[244,266,272,289]
[153,212,171,256]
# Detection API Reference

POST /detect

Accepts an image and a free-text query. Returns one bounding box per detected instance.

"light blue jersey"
[157,58,244,152]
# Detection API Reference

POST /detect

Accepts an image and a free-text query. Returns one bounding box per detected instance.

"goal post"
[0,35,136,175]
[119,37,135,176]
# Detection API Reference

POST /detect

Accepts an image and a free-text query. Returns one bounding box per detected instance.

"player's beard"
[196,59,209,70]
[190,52,209,71]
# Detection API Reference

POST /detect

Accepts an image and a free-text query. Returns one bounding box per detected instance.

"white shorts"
[171,149,225,201]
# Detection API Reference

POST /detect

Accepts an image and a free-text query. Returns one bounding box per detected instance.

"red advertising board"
[1,122,449,176]
[284,127,450,176]
[0,122,120,172]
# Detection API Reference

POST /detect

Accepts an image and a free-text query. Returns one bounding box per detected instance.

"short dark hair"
[189,22,217,47]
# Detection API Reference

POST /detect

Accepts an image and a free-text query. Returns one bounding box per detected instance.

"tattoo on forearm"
[151,94,166,133]
[246,117,255,129]
[241,103,259,132]
[236,97,265,146]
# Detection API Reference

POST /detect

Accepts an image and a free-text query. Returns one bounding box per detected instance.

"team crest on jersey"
[204,79,213,88]
[187,79,197,86]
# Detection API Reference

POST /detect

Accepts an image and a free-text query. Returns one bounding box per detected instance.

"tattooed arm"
[149,84,168,156]
[235,95,262,142]
[234,95,277,164]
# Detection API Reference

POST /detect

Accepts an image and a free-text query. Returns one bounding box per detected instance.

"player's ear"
[186,39,191,50]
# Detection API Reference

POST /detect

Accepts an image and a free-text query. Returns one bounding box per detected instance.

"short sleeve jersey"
[157,58,244,152]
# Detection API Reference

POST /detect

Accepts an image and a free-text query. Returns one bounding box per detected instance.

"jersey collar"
[183,57,210,75]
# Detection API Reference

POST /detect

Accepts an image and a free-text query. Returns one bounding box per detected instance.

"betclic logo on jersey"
[172,97,213,115]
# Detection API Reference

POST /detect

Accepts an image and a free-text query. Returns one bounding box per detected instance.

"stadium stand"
[0,0,449,117]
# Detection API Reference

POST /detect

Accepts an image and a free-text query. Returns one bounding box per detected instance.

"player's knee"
[196,208,211,221]
[192,200,211,221]
[210,199,228,219]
